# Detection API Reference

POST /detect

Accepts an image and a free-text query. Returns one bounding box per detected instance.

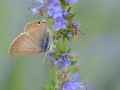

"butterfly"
[9,21,52,56]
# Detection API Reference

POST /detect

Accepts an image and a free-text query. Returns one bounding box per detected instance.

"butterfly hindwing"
[9,33,43,56]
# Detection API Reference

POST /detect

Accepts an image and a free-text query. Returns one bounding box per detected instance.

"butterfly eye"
[37,21,41,24]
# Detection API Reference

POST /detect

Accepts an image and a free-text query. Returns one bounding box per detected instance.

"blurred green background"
[0,0,120,90]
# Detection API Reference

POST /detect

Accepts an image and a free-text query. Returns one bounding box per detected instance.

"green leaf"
[60,0,67,7]
[67,6,71,12]
[71,60,77,66]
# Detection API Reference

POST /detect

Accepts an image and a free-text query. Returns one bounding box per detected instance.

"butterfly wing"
[9,33,43,56]
[9,21,48,56]
[25,21,48,43]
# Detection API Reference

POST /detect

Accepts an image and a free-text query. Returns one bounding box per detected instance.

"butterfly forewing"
[25,21,47,42]
[9,21,48,56]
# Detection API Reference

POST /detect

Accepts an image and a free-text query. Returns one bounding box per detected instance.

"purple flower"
[54,16,67,31]
[63,74,87,90]
[72,22,78,28]
[64,55,71,67]
[62,11,68,16]
[72,22,80,33]
[47,0,62,17]
[48,52,54,57]
[47,0,52,3]
[53,57,65,68]
[53,54,71,68]
[48,2,62,17]
[47,0,68,31]
[36,0,44,3]
[31,7,40,14]
[65,0,78,3]
[67,32,73,38]
[31,0,46,14]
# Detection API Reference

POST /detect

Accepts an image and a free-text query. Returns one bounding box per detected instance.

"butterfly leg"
[42,52,48,64]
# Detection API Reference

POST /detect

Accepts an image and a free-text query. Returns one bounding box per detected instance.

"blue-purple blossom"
[62,11,68,17]
[47,0,68,31]
[47,0,51,3]
[31,7,40,14]
[31,0,46,14]
[54,17,67,31]
[53,55,71,68]
[72,22,80,32]
[48,52,54,57]
[63,74,86,90]
[36,0,44,3]
[65,0,78,3]
[64,54,71,67]
[53,57,64,68]
[72,22,78,28]
[48,0,62,17]
[68,32,73,38]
